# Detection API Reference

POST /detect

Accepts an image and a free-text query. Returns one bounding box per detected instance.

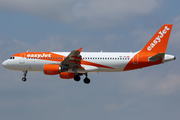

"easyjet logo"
[27,53,51,58]
[147,26,170,51]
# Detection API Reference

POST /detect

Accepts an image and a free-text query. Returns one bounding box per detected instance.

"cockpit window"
[10,57,15,59]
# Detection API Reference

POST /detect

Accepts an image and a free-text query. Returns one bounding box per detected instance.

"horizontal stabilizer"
[149,53,165,62]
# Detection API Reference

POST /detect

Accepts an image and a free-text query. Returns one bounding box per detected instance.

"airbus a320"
[2,24,176,84]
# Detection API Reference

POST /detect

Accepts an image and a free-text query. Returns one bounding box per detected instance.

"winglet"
[78,47,83,52]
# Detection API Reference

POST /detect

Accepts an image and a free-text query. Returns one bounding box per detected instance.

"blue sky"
[0,0,180,120]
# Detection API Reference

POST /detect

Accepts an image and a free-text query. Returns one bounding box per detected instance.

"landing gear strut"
[22,71,27,82]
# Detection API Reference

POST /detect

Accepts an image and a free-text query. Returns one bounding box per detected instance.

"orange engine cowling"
[44,64,60,75]
[60,72,75,79]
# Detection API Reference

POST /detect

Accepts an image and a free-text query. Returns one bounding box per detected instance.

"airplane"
[2,24,176,84]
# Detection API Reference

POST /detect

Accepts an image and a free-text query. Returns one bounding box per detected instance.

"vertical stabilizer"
[140,24,173,53]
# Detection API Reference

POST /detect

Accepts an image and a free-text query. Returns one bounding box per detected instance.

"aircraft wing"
[60,47,84,69]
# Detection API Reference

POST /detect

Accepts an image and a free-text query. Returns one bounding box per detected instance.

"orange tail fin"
[140,24,173,53]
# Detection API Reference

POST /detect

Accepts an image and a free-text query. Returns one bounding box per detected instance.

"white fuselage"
[2,52,137,73]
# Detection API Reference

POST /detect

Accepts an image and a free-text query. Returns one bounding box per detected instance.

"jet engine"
[60,72,75,79]
[44,64,61,75]
[44,64,74,79]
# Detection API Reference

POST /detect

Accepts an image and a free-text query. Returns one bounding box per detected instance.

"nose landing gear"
[22,71,27,82]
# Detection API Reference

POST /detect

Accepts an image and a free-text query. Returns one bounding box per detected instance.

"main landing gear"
[22,71,27,82]
[74,74,81,81]
[74,73,90,84]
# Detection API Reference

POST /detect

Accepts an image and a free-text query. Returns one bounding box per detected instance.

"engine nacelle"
[60,72,75,79]
[44,64,60,75]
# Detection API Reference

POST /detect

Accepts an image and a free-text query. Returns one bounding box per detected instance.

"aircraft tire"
[22,77,27,82]
[84,78,90,84]
[74,75,80,81]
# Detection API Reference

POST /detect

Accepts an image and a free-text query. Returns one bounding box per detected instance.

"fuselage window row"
[24,57,129,60]
[26,57,63,60]
[82,57,129,60]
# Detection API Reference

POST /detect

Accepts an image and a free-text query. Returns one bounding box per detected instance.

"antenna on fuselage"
[26,50,29,52]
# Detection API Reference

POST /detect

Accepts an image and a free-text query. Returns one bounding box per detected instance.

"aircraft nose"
[2,60,8,68]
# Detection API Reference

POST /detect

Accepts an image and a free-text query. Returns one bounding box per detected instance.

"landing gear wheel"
[84,78,90,84]
[22,77,27,82]
[74,75,80,81]
[22,71,28,82]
